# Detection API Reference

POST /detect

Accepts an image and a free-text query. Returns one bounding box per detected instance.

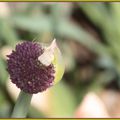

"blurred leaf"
[0,90,11,118]
[29,106,45,118]
[11,15,52,33]
[110,3,120,22]
[49,81,76,117]
[0,58,8,85]
[79,3,120,59]
[0,19,18,47]
[0,104,11,118]
[79,3,109,27]
[62,41,76,72]
[57,19,108,56]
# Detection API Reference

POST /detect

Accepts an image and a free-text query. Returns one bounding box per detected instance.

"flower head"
[7,41,55,94]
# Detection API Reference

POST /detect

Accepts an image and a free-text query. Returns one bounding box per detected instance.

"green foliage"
[50,81,76,117]
[1,2,120,118]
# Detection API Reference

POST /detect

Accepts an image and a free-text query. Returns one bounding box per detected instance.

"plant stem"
[11,90,33,118]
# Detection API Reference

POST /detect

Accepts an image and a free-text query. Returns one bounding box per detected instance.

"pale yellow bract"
[38,39,65,84]
[38,39,56,66]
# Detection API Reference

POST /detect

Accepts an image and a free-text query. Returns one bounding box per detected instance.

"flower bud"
[7,40,64,94]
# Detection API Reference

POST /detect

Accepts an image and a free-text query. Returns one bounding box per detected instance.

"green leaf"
[49,81,76,117]
[0,19,18,47]
[0,58,8,85]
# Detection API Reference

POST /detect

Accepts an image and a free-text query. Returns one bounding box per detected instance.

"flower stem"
[11,90,33,118]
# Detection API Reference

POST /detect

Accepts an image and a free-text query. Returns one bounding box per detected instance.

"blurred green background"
[1,2,120,118]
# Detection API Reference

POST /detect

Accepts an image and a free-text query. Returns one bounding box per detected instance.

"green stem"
[11,90,33,118]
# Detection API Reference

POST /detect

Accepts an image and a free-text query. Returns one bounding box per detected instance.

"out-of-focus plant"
[1,2,120,118]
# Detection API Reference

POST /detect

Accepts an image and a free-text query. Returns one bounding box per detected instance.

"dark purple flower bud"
[7,41,55,94]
